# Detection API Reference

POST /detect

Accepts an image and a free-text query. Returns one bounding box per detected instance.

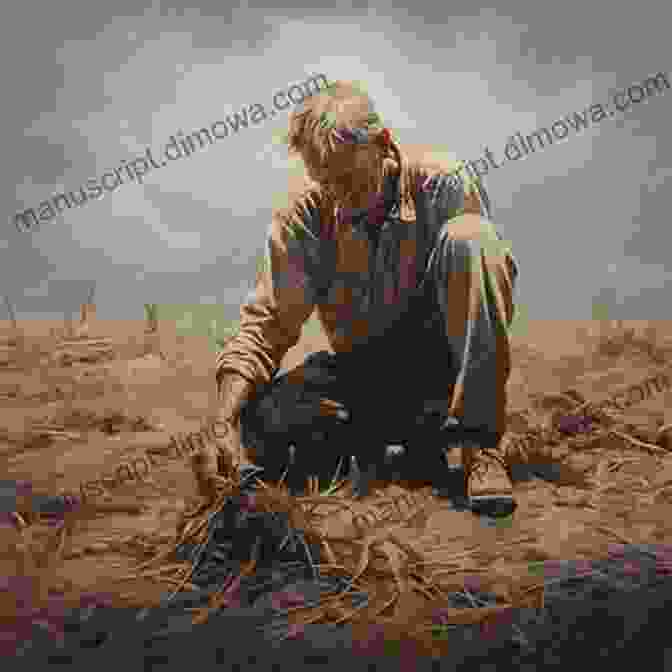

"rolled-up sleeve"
[215,194,325,389]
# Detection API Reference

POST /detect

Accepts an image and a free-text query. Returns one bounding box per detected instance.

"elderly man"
[201,80,520,518]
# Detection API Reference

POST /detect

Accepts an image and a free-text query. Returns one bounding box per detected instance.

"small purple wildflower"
[352,623,387,656]
[652,545,672,575]
[654,557,672,576]
[416,175,433,193]
[240,493,256,512]
[383,281,398,306]
[399,255,416,293]
[14,481,33,497]
[220,575,242,608]
[1,575,36,609]
[573,559,595,578]
[654,545,672,559]
[284,622,305,640]
[0,629,20,657]
[480,607,514,640]
[542,560,565,579]
[620,561,642,577]
[271,589,305,611]
[607,544,628,559]
[432,607,451,627]
[44,517,66,528]
[0,512,15,527]
[463,575,483,593]
[78,591,114,609]
[557,415,593,435]
[382,636,418,670]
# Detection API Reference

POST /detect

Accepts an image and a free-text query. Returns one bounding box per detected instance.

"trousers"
[238,214,517,487]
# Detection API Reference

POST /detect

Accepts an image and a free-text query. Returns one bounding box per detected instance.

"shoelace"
[464,446,511,482]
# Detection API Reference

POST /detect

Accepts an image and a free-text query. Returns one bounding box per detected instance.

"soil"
[3,315,672,664]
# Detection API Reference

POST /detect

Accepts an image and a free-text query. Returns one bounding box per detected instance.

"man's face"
[302,144,380,198]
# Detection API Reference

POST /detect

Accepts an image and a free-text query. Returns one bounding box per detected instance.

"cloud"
[2,0,670,322]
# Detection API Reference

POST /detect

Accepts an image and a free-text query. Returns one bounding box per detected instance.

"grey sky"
[2,0,670,327]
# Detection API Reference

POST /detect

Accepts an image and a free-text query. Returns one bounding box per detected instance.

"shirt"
[215,143,519,390]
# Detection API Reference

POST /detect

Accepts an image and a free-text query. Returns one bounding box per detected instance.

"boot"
[461,442,517,518]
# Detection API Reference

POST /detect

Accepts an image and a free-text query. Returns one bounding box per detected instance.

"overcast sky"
[2,0,670,327]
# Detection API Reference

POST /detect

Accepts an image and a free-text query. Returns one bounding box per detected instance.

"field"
[3,308,672,664]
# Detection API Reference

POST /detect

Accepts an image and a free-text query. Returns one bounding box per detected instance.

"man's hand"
[211,415,248,473]
[189,373,258,504]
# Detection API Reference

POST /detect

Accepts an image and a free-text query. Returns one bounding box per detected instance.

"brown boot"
[461,443,517,518]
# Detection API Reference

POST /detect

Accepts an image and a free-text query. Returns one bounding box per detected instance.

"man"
[200,80,520,517]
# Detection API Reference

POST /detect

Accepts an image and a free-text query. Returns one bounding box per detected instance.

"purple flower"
[333,302,354,324]
[60,495,82,512]
[271,589,305,611]
[620,561,642,577]
[353,624,386,656]
[607,544,628,559]
[284,623,305,640]
[655,557,672,575]
[336,208,352,228]
[366,192,385,210]
[284,256,306,290]
[654,545,672,559]
[557,415,592,435]
[220,575,242,608]
[432,607,451,627]
[240,493,256,512]
[399,255,416,293]
[416,175,433,193]
[0,629,20,657]
[0,512,15,528]
[541,560,565,579]
[383,281,398,306]
[14,480,33,497]
[44,517,65,528]
[463,575,483,593]
[332,127,369,145]
[382,636,418,670]
[573,559,595,577]
[78,591,114,609]
[652,546,672,574]
[30,593,66,618]
[0,575,36,608]
[480,607,514,640]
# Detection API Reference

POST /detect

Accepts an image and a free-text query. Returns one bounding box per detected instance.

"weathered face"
[301,142,382,201]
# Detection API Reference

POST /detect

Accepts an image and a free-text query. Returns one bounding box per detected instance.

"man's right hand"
[186,373,255,505]
[211,373,258,471]
[211,414,248,473]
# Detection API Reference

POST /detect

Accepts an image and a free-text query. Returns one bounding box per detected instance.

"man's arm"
[216,373,256,423]
[207,191,324,480]
[215,195,323,398]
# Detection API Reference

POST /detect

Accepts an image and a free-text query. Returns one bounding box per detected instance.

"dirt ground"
[3,314,672,639]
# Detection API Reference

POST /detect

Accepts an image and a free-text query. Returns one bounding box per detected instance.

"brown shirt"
[215,143,518,392]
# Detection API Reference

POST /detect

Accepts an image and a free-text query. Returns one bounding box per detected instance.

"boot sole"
[468,496,517,518]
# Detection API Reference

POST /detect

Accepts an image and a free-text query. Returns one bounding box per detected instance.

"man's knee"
[438,214,510,266]
[439,213,490,243]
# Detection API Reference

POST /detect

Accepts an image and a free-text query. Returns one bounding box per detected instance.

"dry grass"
[593,321,671,364]
[3,315,672,654]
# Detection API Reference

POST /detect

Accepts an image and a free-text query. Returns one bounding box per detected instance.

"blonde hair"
[287,80,391,176]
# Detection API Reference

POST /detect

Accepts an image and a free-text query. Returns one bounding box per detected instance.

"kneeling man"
[204,80,520,518]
